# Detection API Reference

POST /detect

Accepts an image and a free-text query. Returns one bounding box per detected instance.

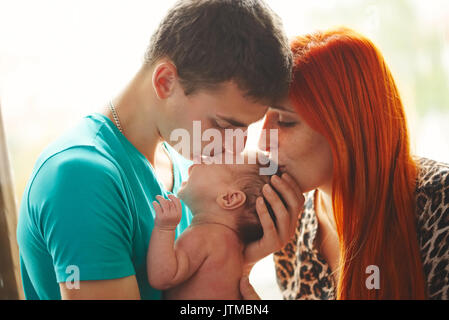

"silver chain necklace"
[109,100,123,133]
[109,101,172,174]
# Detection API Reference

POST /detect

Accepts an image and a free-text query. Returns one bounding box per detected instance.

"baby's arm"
[147,194,208,290]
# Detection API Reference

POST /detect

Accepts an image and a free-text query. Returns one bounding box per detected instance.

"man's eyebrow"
[270,105,296,113]
[216,115,249,127]
[270,105,287,110]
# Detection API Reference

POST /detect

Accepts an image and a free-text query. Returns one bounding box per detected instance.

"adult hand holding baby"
[241,173,305,300]
[244,172,304,264]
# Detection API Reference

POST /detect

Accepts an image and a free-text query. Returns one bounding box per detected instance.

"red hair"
[289,27,427,299]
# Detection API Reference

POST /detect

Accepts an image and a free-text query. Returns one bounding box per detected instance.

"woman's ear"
[216,190,247,211]
[152,61,178,100]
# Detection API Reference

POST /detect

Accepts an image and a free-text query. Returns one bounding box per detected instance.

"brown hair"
[144,0,292,104]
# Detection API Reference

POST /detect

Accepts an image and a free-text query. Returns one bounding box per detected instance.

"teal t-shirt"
[16,113,193,300]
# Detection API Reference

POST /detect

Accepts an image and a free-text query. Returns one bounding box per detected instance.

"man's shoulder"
[30,114,119,182]
[30,144,116,189]
[23,133,123,213]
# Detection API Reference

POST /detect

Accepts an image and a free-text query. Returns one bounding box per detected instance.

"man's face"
[159,81,268,161]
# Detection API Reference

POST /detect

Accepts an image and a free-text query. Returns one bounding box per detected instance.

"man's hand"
[153,194,182,231]
[244,173,305,264]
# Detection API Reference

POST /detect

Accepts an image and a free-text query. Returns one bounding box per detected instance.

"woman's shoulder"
[413,155,449,226]
[414,156,449,192]
[413,156,449,299]
[413,156,449,219]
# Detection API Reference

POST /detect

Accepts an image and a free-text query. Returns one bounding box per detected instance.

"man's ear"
[152,61,178,99]
[216,190,247,211]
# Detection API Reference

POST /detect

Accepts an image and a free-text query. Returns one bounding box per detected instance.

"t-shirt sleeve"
[27,147,135,283]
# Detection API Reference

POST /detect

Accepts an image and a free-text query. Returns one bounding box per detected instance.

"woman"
[242,27,449,299]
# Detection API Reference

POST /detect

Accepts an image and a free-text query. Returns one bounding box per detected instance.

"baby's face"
[177,160,253,214]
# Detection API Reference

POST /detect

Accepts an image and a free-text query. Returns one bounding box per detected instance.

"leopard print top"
[273,157,449,300]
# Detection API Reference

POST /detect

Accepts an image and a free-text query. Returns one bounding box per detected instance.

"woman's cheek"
[278,127,307,163]
[275,130,305,188]
[276,130,293,161]
[279,127,330,192]
[300,133,334,191]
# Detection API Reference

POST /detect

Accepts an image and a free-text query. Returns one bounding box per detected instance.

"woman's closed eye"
[276,112,298,128]
[277,120,297,127]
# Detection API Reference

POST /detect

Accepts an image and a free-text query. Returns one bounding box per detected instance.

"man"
[17,0,303,300]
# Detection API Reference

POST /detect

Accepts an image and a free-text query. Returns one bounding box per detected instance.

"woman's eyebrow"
[216,115,248,127]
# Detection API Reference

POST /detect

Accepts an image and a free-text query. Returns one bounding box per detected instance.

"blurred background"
[0,0,448,299]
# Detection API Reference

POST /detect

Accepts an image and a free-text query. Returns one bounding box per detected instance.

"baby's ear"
[216,190,247,210]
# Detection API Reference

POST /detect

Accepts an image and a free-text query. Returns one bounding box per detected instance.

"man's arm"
[147,195,207,290]
[26,149,139,299]
[59,275,140,300]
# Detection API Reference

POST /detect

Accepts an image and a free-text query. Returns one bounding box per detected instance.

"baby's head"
[178,150,283,244]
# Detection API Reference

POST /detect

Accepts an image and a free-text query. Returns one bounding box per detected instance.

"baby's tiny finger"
[167,197,175,211]
[153,201,163,215]
[168,194,182,213]
[156,195,169,211]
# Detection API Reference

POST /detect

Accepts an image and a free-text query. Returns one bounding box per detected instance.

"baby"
[147,151,281,299]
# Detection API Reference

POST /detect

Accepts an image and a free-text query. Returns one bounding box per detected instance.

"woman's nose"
[258,113,277,152]
[257,128,270,152]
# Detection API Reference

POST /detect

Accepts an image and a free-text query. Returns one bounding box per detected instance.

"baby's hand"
[153,194,183,231]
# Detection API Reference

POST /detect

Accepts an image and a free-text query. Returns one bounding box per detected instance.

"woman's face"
[258,98,334,193]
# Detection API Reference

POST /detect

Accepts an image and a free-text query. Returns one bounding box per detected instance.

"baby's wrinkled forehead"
[227,162,260,175]
[234,150,271,165]
[209,150,273,177]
